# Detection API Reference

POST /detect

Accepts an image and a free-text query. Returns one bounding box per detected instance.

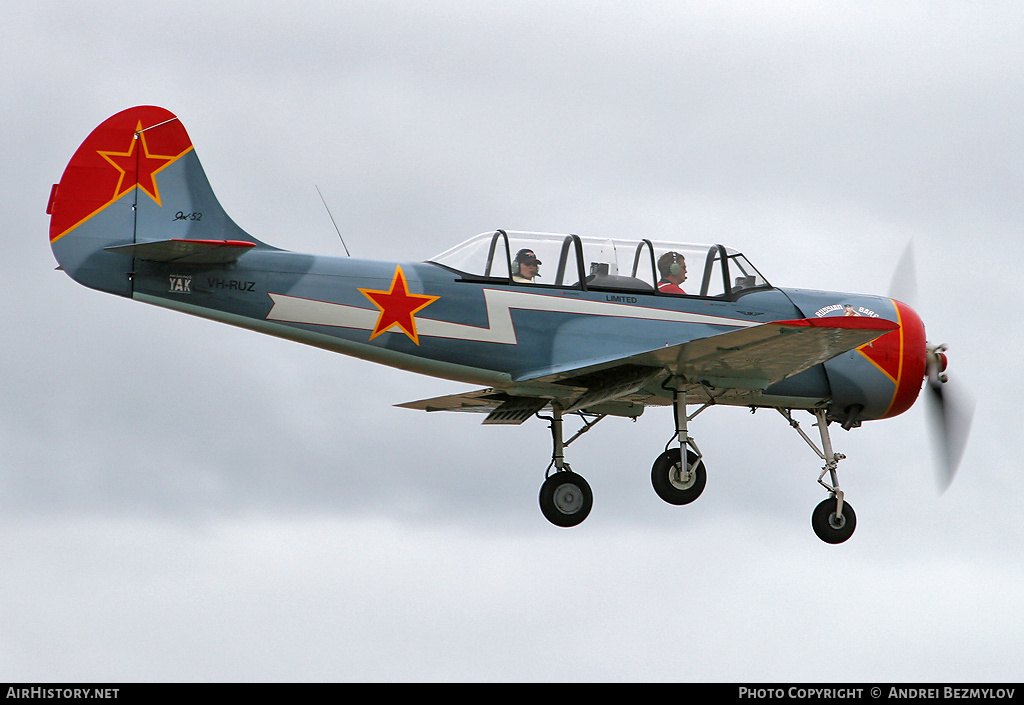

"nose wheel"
[811,496,857,544]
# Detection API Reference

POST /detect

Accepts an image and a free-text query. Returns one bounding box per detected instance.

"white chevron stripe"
[267,288,757,344]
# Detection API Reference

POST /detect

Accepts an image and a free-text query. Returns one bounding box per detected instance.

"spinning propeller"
[889,242,974,492]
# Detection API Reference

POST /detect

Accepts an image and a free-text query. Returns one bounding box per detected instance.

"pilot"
[657,251,687,294]
[512,249,542,283]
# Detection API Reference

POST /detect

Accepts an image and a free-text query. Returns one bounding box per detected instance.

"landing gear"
[651,448,706,505]
[536,403,599,527]
[779,407,857,544]
[539,471,593,527]
[652,384,708,506]
[811,497,857,544]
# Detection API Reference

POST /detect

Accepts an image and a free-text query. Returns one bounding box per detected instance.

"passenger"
[657,252,687,294]
[512,249,542,283]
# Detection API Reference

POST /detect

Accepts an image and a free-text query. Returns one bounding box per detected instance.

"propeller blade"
[889,243,971,493]
[888,240,918,307]
[925,376,974,493]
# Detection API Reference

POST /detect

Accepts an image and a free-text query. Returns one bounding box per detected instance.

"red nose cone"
[880,300,928,418]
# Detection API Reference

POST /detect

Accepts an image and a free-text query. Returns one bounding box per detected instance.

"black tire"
[811,497,857,544]
[651,448,706,505]
[539,471,593,527]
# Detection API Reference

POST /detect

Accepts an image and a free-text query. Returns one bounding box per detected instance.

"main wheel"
[811,497,857,544]
[651,448,706,505]
[539,471,593,527]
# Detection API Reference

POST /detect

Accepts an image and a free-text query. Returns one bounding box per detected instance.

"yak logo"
[169,275,192,294]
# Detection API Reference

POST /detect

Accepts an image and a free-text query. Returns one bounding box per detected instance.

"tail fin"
[47,106,270,296]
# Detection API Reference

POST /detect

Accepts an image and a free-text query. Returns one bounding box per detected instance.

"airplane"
[46,105,970,543]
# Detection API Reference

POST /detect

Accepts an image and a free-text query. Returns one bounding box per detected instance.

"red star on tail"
[97,120,177,205]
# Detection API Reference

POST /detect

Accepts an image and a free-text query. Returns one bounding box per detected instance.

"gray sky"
[2,0,1022,681]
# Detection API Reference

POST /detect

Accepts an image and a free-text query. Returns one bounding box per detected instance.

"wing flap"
[396,389,546,425]
[104,239,256,265]
[483,397,548,425]
[396,388,510,414]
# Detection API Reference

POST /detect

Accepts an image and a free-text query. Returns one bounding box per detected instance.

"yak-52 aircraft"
[48,106,970,542]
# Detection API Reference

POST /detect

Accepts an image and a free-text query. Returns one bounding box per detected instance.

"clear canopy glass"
[428,230,770,297]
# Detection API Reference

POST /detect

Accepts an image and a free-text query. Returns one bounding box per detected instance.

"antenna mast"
[316,185,351,257]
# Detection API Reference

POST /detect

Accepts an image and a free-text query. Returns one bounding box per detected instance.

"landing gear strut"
[779,408,857,544]
[651,385,707,505]
[537,403,596,527]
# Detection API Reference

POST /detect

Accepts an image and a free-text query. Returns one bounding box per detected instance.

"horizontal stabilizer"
[105,239,256,265]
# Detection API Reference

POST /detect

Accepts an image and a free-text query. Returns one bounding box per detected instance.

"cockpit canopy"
[429,230,770,298]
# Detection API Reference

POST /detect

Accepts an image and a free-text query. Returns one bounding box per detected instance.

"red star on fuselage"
[97,120,177,205]
[359,266,439,345]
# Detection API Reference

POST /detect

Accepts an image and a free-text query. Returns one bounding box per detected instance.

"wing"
[397,316,897,423]
[629,315,898,391]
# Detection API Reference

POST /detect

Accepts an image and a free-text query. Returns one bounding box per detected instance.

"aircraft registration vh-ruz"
[48,106,971,543]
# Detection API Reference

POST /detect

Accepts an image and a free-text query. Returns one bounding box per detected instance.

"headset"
[658,251,685,279]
